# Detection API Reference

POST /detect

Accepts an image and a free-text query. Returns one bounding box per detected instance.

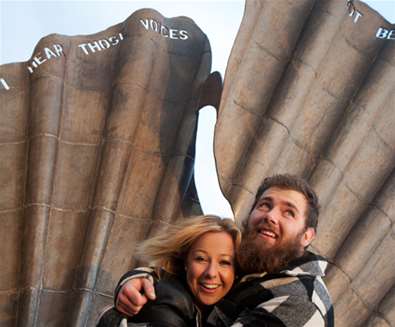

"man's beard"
[237,228,305,274]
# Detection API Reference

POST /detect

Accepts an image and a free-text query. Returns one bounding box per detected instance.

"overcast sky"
[1,0,394,217]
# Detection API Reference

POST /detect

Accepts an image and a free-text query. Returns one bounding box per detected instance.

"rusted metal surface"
[215,1,394,326]
[0,9,219,326]
[0,1,394,326]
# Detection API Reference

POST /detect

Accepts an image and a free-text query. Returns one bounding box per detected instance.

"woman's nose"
[204,262,218,278]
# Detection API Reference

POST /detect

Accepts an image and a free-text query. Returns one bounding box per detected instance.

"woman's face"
[186,231,236,307]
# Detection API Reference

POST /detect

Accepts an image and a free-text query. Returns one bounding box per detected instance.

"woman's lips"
[199,283,221,293]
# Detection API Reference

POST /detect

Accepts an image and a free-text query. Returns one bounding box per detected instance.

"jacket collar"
[240,251,328,282]
[280,251,328,277]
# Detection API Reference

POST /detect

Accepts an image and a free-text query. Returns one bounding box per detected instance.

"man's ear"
[301,227,315,248]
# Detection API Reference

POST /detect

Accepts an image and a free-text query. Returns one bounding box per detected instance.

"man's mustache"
[247,221,279,238]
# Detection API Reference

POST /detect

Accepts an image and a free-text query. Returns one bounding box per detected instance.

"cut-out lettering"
[0,78,10,91]
[26,44,64,74]
[376,27,395,40]
[347,0,363,23]
[78,33,124,55]
[44,47,58,59]
[139,18,189,40]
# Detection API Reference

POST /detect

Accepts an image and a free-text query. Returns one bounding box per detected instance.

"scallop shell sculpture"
[215,0,394,326]
[0,1,394,327]
[0,8,222,326]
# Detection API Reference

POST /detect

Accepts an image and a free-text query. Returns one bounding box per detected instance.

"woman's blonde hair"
[136,215,241,274]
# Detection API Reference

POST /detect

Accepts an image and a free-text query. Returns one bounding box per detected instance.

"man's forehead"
[259,186,307,208]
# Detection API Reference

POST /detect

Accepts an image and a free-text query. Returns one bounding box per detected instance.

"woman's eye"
[220,260,233,266]
[195,256,206,262]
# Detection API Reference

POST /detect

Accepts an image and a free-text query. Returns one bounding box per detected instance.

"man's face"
[238,186,315,274]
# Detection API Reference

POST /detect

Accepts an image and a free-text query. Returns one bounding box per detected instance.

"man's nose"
[263,207,280,225]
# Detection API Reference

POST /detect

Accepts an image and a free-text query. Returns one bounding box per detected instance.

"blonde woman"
[98,215,241,327]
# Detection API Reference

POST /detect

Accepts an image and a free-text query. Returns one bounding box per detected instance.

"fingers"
[142,278,156,300]
[116,292,145,316]
[115,279,150,316]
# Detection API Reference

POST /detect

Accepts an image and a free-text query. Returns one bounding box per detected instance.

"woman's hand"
[115,278,156,316]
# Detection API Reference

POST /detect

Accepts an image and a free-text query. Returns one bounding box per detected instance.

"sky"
[1,0,394,217]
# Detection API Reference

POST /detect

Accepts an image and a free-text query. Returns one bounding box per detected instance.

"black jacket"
[97,271,200,327]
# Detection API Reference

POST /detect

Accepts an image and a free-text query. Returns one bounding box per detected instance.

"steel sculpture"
[0,1,394,326]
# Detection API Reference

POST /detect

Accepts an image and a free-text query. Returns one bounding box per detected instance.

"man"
[113,174,334,327]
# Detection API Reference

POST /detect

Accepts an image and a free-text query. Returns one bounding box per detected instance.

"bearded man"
[111,174,334,327]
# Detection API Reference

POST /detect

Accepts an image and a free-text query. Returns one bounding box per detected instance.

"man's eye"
[284,210,295,218]
[258,202,270,210]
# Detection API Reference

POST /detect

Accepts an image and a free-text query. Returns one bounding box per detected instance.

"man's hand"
[115,278,156,316]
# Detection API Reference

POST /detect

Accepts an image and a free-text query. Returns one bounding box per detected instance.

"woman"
[97,215,241,327]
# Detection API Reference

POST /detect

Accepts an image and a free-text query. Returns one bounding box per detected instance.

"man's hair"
[251,174,320,231]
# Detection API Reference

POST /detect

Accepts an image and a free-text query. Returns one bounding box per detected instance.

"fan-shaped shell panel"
[214,1,394,326]
[0,8,220,326]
